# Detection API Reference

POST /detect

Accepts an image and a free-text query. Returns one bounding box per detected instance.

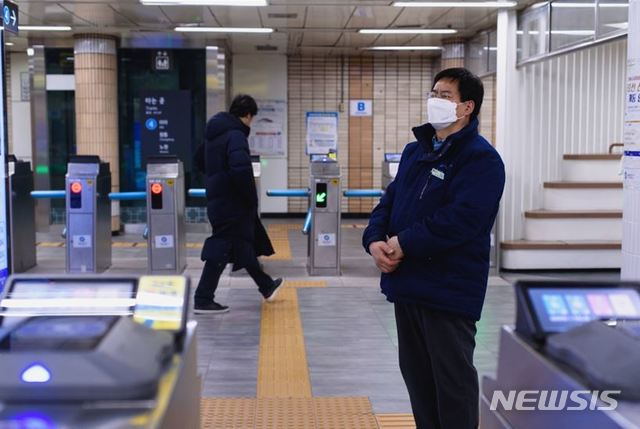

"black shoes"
[194,301,230,314]
[262,278,284,302]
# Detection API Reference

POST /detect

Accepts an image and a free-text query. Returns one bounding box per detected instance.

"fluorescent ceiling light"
[551,2,628,7]
[19,26,72,31]
[606,22,629,29]
[364,45,443,51]
[175,26,273,33]
[359,28,457,34]
[5,42,14,46]
[393,1,517,7]
[141,0,267,5]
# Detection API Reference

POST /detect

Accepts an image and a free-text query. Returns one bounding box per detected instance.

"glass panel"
[46,91,76,214]
[550,0,596,51]
[465,33,488,76]
[487,30,497,73]
[517,3,550,61]
[597,0,629,37]
[45,49,74,75]
[118,49,206,208]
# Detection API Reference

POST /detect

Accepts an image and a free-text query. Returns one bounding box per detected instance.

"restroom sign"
[350,100,372,116]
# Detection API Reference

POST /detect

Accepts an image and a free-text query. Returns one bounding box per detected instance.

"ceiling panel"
[59,3,136,26]
[429,9,497,36]
[334,32,378,48]
[157,6,217,25]
[345,6,401,29]
[17,2,91,26]
[112,4,172,25]
[208,6,262,27]
[259,6,306,28]
[229,32,287,54]
[301,31,342,47]
[305,6,354,29]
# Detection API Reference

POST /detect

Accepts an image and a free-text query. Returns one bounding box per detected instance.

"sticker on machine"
[155,235,174,248]
[318,233,336,246]
[72,235,92,248]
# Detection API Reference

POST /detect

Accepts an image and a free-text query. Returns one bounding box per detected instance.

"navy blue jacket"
[362,118,505,321]
[194,112,274,269]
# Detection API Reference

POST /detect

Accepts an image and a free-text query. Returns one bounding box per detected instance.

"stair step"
[563,154,622,160]
[501,241,621,270]
[544,181,622,189]
[524,210,622,219]
[501,240,621,250]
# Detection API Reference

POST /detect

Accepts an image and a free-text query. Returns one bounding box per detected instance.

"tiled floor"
[29,219,620,418]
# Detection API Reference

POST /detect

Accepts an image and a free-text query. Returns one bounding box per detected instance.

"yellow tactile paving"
[284,280,326,289]
[263,223,299,261]
[257,285,312,398]
[112,242,134,248]
[375,414,416,429]
[200,397,380,429]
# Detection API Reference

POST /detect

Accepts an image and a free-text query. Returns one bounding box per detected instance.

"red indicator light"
[151,183,163,194]
[70,182,82,193]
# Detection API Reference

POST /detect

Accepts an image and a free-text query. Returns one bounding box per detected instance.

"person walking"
[194,94,283,314]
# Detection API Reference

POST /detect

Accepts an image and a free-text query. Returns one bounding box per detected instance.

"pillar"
[29,45,50,232]
[73,35,120,231]
[622,0,640,279]
[440,38,465,70]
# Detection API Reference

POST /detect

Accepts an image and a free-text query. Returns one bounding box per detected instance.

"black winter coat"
[363,118,505,321]
[195,112,274,270]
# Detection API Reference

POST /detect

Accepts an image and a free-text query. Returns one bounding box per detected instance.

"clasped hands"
[369,236,404,274]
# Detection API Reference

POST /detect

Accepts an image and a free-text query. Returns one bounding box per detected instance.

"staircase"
[501,148,623,270]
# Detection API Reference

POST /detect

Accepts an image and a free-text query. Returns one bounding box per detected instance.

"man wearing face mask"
[363,68,505,429]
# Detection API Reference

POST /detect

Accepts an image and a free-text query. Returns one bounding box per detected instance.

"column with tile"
[74,35,120,231]
[440,38,465,70]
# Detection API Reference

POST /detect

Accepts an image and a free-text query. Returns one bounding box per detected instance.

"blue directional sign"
[2,1,18,35]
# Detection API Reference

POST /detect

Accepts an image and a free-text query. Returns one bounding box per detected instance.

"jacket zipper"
[419,173,431,200]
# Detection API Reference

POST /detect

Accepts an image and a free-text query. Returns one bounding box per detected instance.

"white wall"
[9,53,32,164]
[498,38,627,242]
[231,54,288,213]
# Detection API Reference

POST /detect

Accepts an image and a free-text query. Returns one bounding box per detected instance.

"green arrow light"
[316,192,327,203]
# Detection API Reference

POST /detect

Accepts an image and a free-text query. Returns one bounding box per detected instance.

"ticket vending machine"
[65,156,112,273]
[382,153,401,190]
[0,274,199,428]
[308,155,341,276]
[7,156,36,273]
[146,156,186,274]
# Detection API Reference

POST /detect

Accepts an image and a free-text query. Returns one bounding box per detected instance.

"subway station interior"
[0,0,638,428]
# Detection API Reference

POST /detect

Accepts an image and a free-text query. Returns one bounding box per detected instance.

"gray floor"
[28,219,619,414]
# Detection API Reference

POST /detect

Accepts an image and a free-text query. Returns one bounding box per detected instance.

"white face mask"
[427,97,461,130]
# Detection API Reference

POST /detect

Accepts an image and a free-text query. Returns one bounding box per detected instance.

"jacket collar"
[412,117,479,162]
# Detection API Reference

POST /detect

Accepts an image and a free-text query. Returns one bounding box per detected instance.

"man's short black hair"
[433,68,484,119]
[229,94,258,118]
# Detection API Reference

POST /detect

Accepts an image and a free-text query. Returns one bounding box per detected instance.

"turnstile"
[146,156,186,274]
[252,155,262,215]
[8,156,36,273]
[0,274,200,429]
[382,153,401,190]
[308,155,341,276]
[65,156,112,273]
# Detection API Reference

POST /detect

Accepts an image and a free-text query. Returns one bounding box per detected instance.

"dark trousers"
[195,253,274,305]
[394,302,479,429]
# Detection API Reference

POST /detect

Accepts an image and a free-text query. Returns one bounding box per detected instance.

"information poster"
[248,99,286,157]
[140,90,191,165]
[306,112,338,155]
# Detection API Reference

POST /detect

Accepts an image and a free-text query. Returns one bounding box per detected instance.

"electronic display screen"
[133,276,188,332]
[0,279,137,316]
[528,288,640,333]
[0,316,117,351]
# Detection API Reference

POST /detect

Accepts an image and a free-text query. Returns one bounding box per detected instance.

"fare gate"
[65,156,112,273]
[382,153,401,190]
[8,156,36,273]
[146,157,186,274]
[308,155,341,276]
